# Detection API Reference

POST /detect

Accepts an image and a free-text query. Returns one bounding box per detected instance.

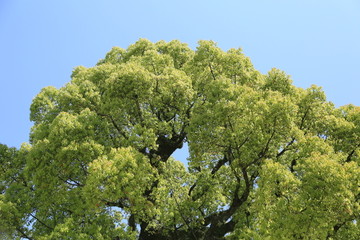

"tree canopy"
[0,39,359,239]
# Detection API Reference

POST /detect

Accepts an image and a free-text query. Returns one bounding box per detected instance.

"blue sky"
[1,0,359,163]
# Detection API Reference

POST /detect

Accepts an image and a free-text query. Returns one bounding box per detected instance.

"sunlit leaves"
[252,153,359,239]
[1,39,359,239]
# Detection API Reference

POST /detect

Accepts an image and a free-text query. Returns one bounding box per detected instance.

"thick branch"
[188,152,230,200]
[277,138,295,158]
[128,214,136,231]
[345,143,359,162]
[188,129,251,199]
[204,167,251,238]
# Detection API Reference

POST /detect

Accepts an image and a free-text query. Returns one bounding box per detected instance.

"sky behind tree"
[1,0,359,155]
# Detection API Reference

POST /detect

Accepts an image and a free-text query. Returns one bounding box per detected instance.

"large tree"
[1,39,359,239]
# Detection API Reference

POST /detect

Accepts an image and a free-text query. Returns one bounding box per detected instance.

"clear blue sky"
[1,0,359,159]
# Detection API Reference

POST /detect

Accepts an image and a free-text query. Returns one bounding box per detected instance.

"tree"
[0,39,359,239]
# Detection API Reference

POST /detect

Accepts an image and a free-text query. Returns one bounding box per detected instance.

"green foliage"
[1,39,359,239]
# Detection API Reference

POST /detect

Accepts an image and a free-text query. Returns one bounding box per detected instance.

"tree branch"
[173,191,198,240]
[16,227,34,240]
[209,63,216,80]
[203,166,251,237]
[29,213,53,230]
[96,112,128,140]
[345,143,359,162]
[277,137,295,158]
